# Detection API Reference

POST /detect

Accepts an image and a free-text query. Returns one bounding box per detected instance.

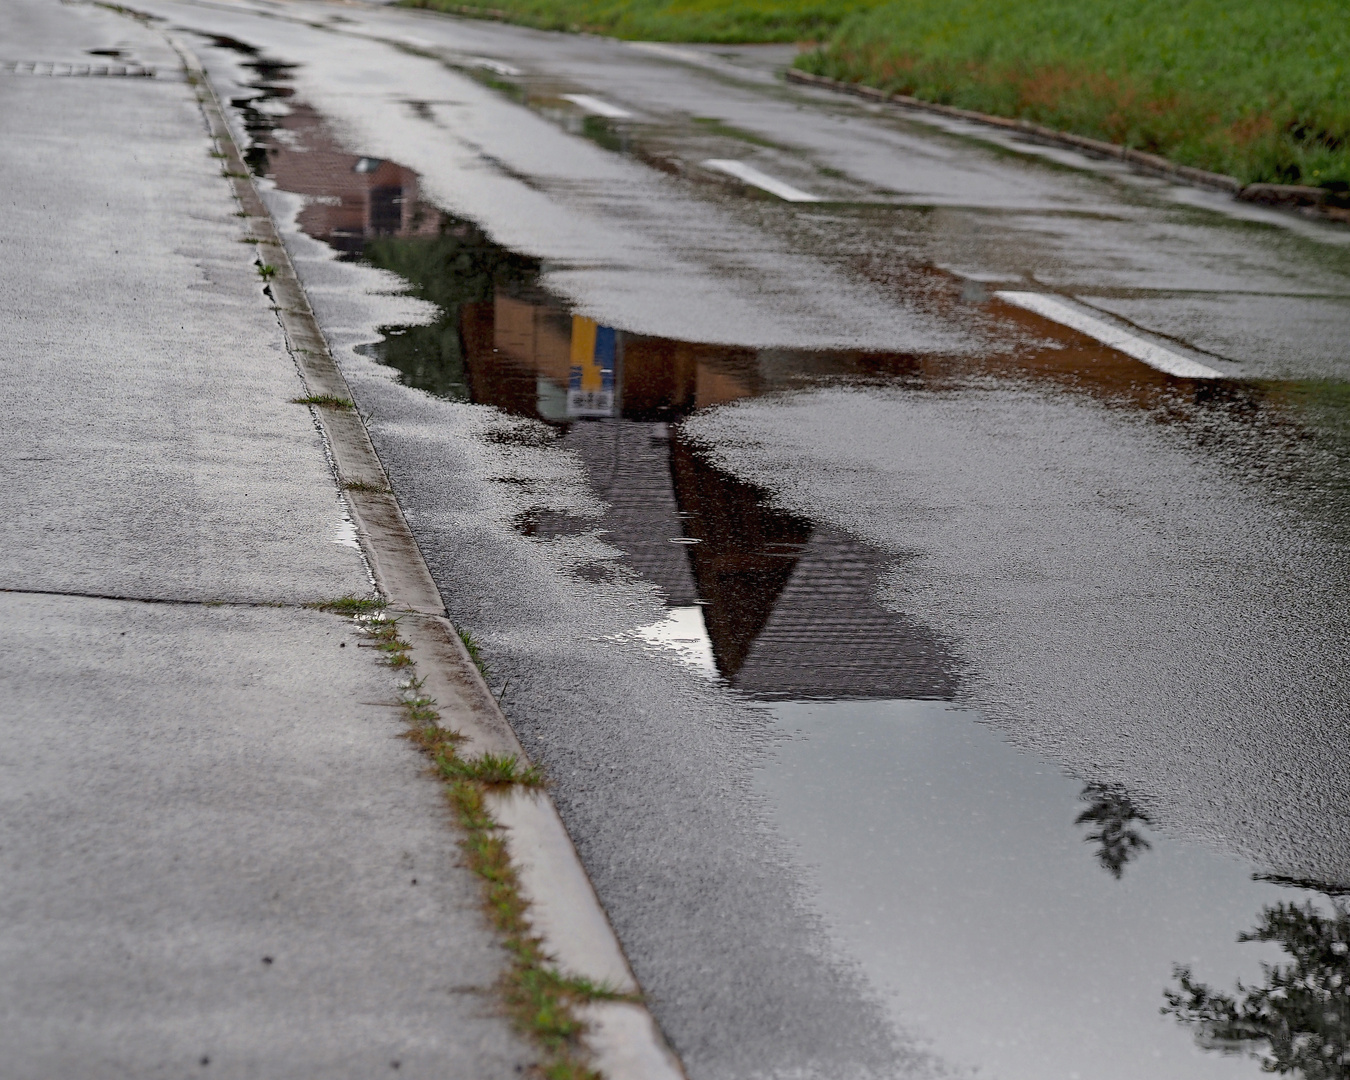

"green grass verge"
[801,0,1350,188]
[405,0,1349,189]
[402,0,873,43]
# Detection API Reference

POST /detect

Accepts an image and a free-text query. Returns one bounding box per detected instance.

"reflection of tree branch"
[1255,874,1350,898]
[1075,782,1152,879]
[1164,900,1350,1078]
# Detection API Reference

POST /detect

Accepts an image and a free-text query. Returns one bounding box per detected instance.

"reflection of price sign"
[567,316,617,418]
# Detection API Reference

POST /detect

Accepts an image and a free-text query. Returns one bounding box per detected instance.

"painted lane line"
[626,41,713,66]
[702,159,822,203]
[470,56,522,78]
[995,291,1223,379]
[562,93,632,119]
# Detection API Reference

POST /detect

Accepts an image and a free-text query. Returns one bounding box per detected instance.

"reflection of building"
[259,102,439,253]
[669,433,956,700]
[456,289,957,699]
[521,413,956,699]
[251,114,959,699]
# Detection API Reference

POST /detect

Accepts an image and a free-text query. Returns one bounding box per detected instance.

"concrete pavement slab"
[0,591,529,1080]
[1,2,534,1075]
[1,1,365,604]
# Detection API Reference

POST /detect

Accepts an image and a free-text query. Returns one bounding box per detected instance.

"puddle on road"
[212,45,1350,1079]
[760,700,1346,1080]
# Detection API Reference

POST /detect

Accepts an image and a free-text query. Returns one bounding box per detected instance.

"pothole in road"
[203,36,1350,1079]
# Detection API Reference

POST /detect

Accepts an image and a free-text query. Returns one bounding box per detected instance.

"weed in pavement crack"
[330,607,631,1078]
[291,394,355,410]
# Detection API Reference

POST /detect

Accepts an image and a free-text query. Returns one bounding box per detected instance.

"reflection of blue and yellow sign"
[567,316,616,418]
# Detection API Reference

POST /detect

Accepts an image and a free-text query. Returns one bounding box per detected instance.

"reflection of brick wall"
[263,103,439,252]
[464,295,760,422]
[493,297,571,383]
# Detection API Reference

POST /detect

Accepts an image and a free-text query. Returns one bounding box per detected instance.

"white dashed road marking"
[471,57,522,77]
[995,291,1223,379]
[702,159,822,203]
[562,93,632,119]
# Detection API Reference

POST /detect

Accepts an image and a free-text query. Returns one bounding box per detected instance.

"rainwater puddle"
[208,43,1350,1078]
[330,518,360,550]
[758,700,1342,1080]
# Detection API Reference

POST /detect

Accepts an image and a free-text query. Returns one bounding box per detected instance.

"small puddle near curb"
[206,37,1350,1080]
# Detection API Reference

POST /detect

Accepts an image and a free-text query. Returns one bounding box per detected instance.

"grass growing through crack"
[366,616,414,667]
[256,263,278,280]
[442,751,545,786]
[328,606,628,1079]
[309,593,386,615]
[342,479,393,493]
[400,710,621,1079]
[458,626,490,678]
[291,394,355,409]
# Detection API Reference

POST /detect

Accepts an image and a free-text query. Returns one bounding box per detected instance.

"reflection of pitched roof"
[533,420,956,700]
[562,422,700,606]
[732,528,956,700]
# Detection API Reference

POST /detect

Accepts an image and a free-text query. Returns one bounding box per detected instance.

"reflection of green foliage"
[1164,900,1350,1077]
[692,117,783,150]
[581,115,624,153]
[1075,782,1152,879]
[357,220,538,401]
[358,323,472,402]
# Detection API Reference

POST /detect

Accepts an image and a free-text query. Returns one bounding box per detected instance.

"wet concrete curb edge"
[785,68,1350,223]
[165,31,687,1080]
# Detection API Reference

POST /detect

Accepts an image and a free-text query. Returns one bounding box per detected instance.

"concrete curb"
[784,67,1350,223]
[166,33,686,1080]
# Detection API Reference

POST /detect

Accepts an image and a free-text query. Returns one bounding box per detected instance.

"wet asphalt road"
[62,0,1350,1075]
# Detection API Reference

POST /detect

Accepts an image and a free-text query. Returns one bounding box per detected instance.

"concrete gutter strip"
[168,34,685,1080]
[785,66,1349,221]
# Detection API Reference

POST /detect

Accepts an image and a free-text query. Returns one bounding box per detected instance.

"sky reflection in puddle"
[757,700,1336,1079]
[210,43,1350,1077]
